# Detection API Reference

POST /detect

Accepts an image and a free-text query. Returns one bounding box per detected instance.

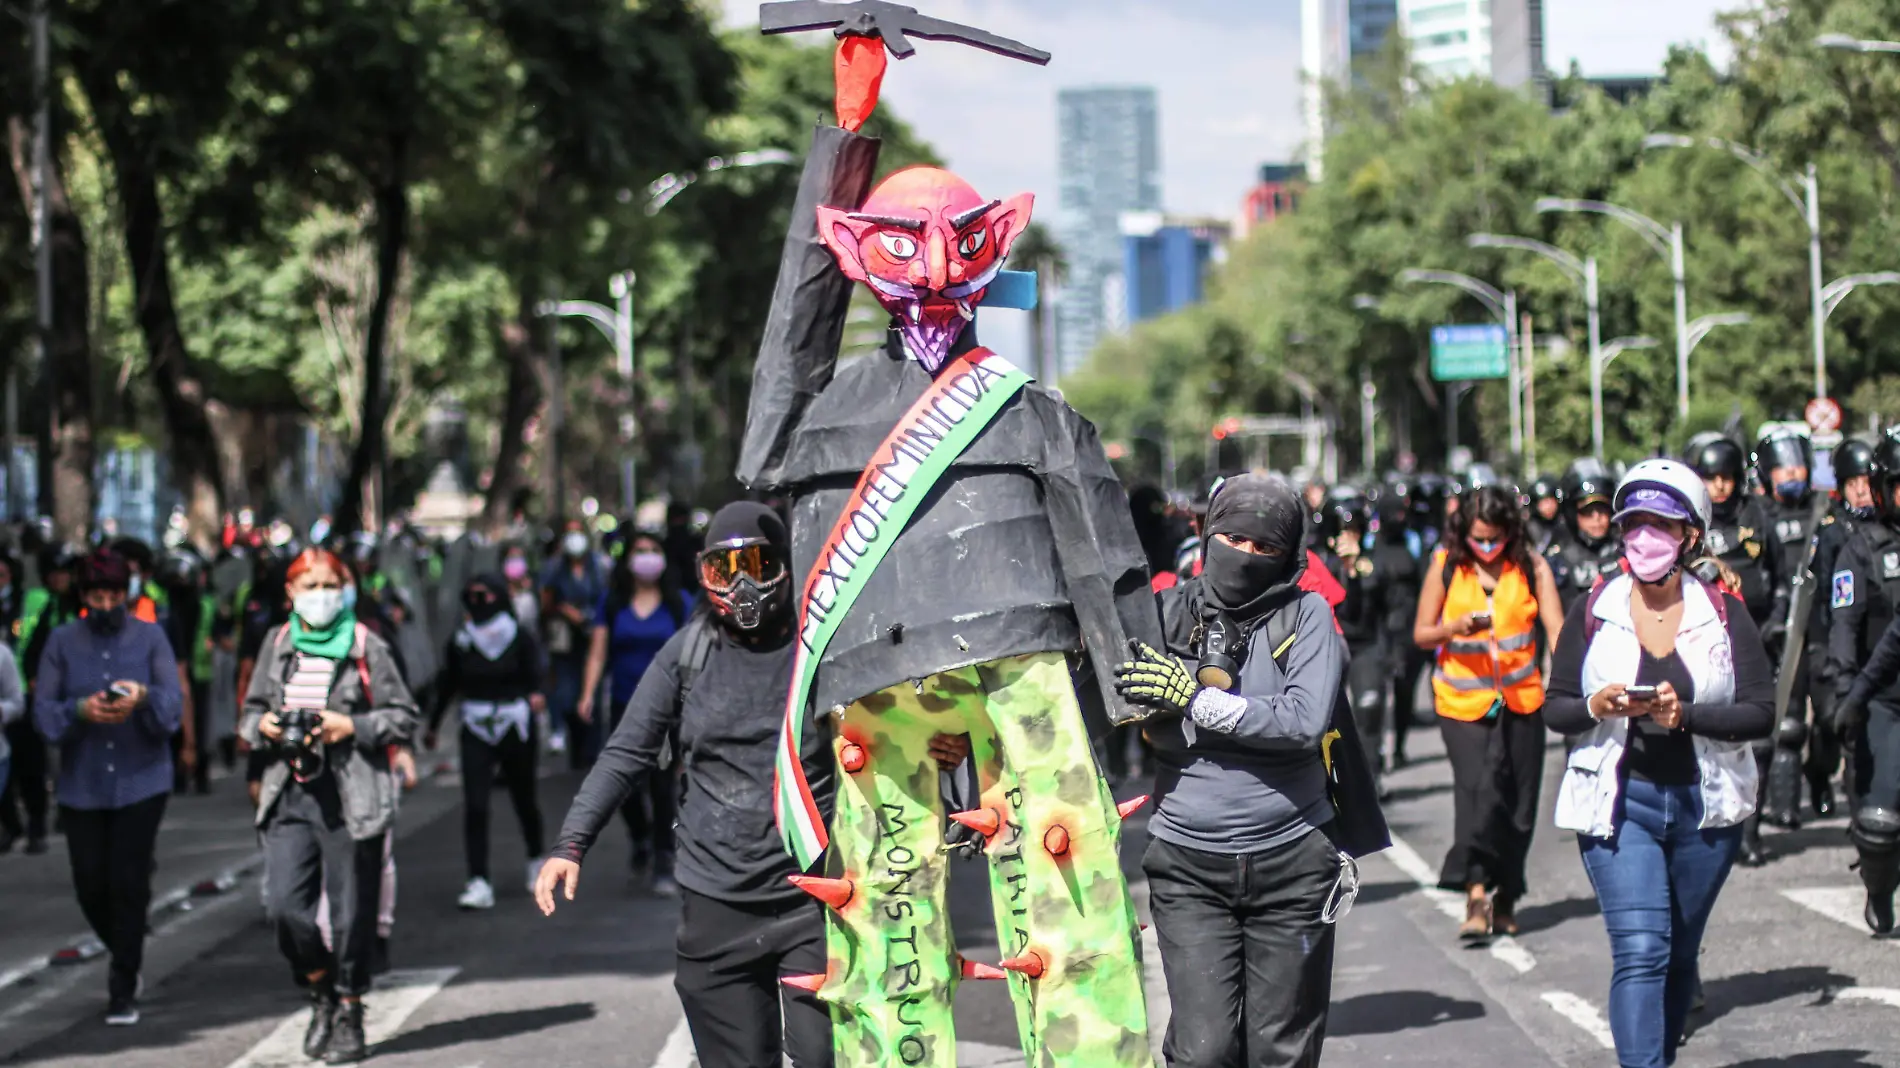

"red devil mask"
[817,167,1033,375]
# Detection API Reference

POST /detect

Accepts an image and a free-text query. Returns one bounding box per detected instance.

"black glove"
[1114,639,1201,717]
[1833,689,1867,736]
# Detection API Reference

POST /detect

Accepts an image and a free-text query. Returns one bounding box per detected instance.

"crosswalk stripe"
[1782,887,1874,934]
[1380,834,1536,973]
[651,1016,697,1068]
[1539,990,1616,1049]
[1836,986,1900,1009]
[223,967,459,1068]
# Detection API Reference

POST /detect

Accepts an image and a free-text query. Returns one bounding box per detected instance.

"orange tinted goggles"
[698,542,785,591]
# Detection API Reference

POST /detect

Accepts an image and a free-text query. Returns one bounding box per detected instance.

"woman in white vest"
[1543,459,1774,1068]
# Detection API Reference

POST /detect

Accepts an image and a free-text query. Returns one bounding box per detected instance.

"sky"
[722,0,1738,219]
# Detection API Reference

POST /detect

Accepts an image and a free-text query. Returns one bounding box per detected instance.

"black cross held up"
[758,0,1052,65]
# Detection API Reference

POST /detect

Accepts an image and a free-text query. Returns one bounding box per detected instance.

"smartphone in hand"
[1469,612,1494,629]
[1624,684,1659,702]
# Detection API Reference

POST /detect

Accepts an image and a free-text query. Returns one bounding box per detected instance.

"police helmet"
[1752,429,1814,493]
[1320,495,1371,541]
[1874,432,1900,517]
[1685,434,1746,483]
[1529,475,1561,504]
[1835,437,1878,485]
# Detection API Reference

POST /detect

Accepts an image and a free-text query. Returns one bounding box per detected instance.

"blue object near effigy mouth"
[984,269,1038,311]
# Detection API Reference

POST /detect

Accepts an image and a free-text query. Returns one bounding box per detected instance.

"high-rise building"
[1399,0,1545,88]
[1055,86,1161,376]
[1301,0,1399,176]
[1239,163,1308,238]
[1121,213,1232,325]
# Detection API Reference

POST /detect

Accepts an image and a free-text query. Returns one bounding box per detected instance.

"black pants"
[674,889,833,1068]
[263,778,384,997]
[1389,647,1432,762]
[1437,708,1546,902]
[459,727,543,881]
[1346,641,1387,771]
[609,700,676,864]
[62,793,168,1000]
[1,718,48,839]
[1144,831,1340,1068]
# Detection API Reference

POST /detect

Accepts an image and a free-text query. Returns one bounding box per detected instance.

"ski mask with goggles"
[697,503,791,632]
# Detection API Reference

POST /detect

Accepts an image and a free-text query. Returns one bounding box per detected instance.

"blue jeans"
[548,657,594,769]
[1578,778,1741,1068]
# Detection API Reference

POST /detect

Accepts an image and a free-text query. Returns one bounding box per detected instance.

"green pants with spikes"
[818,652,1151,1068]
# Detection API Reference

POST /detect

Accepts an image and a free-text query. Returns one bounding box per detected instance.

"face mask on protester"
[1623,524,1684,584]
[84,604,127,635]
[503,557,529,581]
[1199,474,1307,621]
[1467,537,1506,563]
[1774,478,1808,504]
[630,552,667,583]
[463,590,504,623]
[294,589,345,629]
[562,532,589,558]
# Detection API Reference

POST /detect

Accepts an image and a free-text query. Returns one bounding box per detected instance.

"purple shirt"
[32,618,183,810]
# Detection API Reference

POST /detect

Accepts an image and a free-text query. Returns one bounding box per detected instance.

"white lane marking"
[1783,887,1874,934]
[1836,987,1900,1009]
[224,967,459,1068]
[651,1015,697,1068]
[1540,990,1616,1049]
[1381,833,1535,973]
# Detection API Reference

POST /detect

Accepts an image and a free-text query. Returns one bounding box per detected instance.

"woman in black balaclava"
[426,574,547,912]
[1118,473,1352,1068]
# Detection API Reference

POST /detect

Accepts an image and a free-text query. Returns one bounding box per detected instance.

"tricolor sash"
[774,348,1033,868]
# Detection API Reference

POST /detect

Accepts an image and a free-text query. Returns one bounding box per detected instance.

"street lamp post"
[1396,269,1521,463]
[1816,33,1900,54]
[1593,336,1662,461]
[537,270,637,514]
[1466,233,1600,464]
[1643,134,1826,401]
[1536,198,1690,422]
[1821,271,1900,322]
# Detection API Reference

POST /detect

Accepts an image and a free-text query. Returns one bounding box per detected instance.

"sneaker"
[651,872,679,898]
[105,997,140,1026]
[526,858,545,894]
[24,835,47,855]
[323,1000,366,1064]
[547,731,568,754]
[457,876,495,910]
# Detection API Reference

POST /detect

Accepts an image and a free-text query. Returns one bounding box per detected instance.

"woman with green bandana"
[242,548,418,1065]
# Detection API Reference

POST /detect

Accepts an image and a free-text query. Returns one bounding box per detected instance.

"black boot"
[1850,808,1900,936]
[324,999,367,1064]
[1739,817,1767,868]
[1763,748,1805,828]
[1867,892,1895,936]
[303,981,338,1060]
[1809,774,1837,819]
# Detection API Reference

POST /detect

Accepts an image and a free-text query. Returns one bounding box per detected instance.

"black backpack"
[1259,602,1392,860]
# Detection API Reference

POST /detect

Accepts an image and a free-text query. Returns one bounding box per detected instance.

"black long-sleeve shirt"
[549,622,834,904]
[1545,593,1774,782]
[429,625,546,732]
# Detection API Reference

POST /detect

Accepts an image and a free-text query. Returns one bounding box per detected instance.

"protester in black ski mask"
[1117,472,1356,1065]
[1199,474,1309,622]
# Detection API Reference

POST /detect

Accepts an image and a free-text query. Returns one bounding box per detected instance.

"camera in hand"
[1197,612,1247,691]
[274,707,326,779]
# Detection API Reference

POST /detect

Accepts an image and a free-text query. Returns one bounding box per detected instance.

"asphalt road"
[3,724,1897,1067]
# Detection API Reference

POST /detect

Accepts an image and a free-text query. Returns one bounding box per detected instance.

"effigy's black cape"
[738,124,1162,723]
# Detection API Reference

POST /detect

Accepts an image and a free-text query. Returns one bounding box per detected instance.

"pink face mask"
[1467,537,1506,563]
[1623,524,1682,583]
[503,557,529,581]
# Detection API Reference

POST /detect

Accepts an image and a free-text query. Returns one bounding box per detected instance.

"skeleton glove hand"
[1113,639,1202,717]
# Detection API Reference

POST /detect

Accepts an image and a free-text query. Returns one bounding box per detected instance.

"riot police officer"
[1526,475,1564,555]
[1756,427,1830,828]
[1317,492,1394,788]
[1827,432,1900,933]
[1805,438,1879,818]
[1686,433,1777,627]
[1549,464,1620,611]
[1376,480,1426,767]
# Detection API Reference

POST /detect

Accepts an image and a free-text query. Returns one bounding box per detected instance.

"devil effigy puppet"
[739,4,1162,1067]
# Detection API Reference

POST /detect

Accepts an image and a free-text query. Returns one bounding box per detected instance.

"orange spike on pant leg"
[949,807,1001,838]
[1116,794,1150,820]
[997,951,1047,979]
[787,875,855,911]
[781,973,826,993]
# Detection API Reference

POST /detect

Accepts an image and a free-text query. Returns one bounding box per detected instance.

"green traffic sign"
[1430,324,1509,381]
